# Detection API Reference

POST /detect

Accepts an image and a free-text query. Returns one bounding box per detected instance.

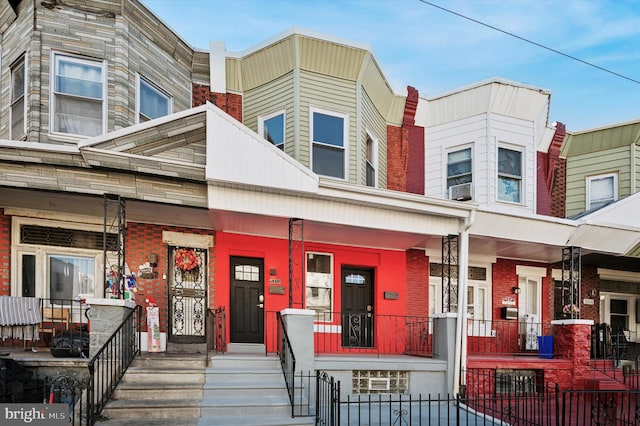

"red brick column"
[552,319,594,388]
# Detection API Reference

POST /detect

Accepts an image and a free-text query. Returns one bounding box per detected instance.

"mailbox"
[501,307,518,320]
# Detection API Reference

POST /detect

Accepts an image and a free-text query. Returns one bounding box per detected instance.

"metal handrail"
[276,311,296,416]
[84,304,141,424]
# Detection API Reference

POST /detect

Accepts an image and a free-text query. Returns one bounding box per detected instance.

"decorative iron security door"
[169,246,207,343]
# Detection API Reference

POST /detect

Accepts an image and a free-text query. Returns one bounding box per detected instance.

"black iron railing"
[206,307,226,354]
[276,311,296,416]
[315,369,640,425]
[83,304,141,424]
[466,318,555,355]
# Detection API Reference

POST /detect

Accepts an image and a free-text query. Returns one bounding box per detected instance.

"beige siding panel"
[238,38,295,91]
[298,37,365,81]
[361,89,387,188]
[565,146,631,216]
[360,56,401,124]
[243,72,295,154]
[192,50,210,86]
[226,58,242,92]
[299,70,357,180]
[635,145,640,193]
[0,0,17,33]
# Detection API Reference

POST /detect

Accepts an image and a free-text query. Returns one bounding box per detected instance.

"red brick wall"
[404,87,425,195]
[492,259,552,322]
[580,265,599,321]
[0,209,10,295]
[551,157,567,218]
[192,83,243,122]
[386,124,406,192]
[406,249,429,317]
[126,222,216,334]
[537,123,565,217]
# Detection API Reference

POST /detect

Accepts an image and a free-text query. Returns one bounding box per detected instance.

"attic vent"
[368,378,390,391]
[449,182,472,201]
[20,225,117,251]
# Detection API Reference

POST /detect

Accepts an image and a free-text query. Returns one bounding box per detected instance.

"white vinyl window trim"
[10,55,26,140]
[50,53,106,138]
[258,109,286,150]
[586,173,617,210]
[309,106,349,180]
[11,217,105,300]
[365,131,378,187]
[136,75,172,123]
[497,145,524,204]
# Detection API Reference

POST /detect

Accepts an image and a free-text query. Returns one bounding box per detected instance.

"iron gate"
[169,246,207,343]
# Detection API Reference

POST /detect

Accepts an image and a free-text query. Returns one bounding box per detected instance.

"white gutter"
[453,209,475,396]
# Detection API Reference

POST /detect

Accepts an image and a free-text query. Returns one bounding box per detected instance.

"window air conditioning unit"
[449,182,472,201]
[368,378,390,391]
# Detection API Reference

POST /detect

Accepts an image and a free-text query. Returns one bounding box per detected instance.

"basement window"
[495,369,543,395]
[352,370,408,394]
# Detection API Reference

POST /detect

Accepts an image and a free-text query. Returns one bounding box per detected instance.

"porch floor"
[0,347,88,367]
[467,353,572,369]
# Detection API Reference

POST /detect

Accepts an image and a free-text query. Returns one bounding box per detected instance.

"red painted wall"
[215,232,408,351]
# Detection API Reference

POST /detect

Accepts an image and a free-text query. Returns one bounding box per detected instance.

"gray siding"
[0,0,193,145]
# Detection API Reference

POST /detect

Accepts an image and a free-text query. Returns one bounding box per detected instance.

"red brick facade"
[386,124,406,192]
[125,222,216,333]
[536,122,565,217]
[492,259,552,321]
[406,249,429,317]
[550,157,567,218]
[192,83,243,122]
[0,209,10,295]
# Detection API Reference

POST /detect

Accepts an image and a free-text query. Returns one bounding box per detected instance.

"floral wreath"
[563,303,580,314]
[175,248,199,272]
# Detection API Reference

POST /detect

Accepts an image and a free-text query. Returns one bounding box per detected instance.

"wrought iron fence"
[0,297,90,350]
[466,318,554,355]
[314,370,640,425]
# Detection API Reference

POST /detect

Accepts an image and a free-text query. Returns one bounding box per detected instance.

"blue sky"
[143,0,640,132]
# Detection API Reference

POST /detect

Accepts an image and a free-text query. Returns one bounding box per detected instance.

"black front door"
[230,256,264,343]
[341,267,374,347]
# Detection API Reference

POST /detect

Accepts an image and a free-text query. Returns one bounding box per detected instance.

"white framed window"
[310,107,348,179]
[365,132,378,187]
[12,217,105,301]
[258,109,285,150]
[306,252,333,320]
[587,173,617,210]
[447,146,472,189]
[51,53,106,137]
[10,55,26,140]
[429,263,491,320]
[137,75,171,123]
[497,146,523,203]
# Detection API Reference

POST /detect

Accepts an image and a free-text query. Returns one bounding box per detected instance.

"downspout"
[452,208,475,396]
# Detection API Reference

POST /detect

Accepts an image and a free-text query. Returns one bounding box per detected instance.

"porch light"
[512,287,521,295]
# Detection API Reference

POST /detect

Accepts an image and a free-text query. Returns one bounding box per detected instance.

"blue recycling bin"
[537,336,553,359]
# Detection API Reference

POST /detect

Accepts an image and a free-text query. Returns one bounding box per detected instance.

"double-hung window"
[587,173,617,210]
[311,107,348,179]
[137,76,171,123]
[306,252,333,321]
[365,133,377,187]
[498,147,523,203]
[447,147,472,188]
[10,56,26,140]
[52,54,105,137]
[258,110,285,150]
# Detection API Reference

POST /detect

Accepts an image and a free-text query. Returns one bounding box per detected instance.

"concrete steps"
[97,352,207,425]
[198,352,314,426]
